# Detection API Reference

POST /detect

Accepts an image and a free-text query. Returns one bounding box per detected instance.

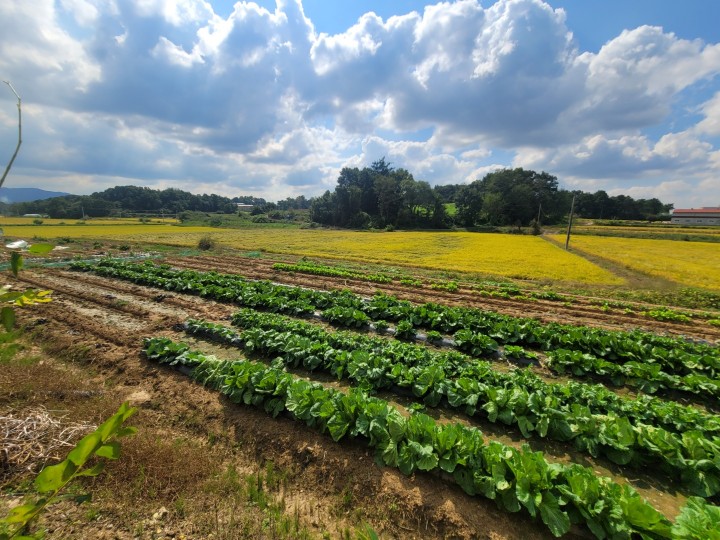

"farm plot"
[3,266,556,539]
[164,255,720,341]
[34,227,623,285]
[60,257,720,538]
[553,235,720,291]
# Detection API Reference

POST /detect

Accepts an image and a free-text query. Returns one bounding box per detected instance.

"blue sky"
[1,0,719,208]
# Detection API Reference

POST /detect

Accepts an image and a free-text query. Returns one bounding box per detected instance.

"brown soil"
[1,264,560,540]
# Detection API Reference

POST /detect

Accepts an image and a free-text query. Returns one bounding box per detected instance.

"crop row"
[70,260,719,383]
[143,336,688,539]
[228,308,720,437]
[271,261,393,283]
[184,316,720,497]
[546,349,720,400]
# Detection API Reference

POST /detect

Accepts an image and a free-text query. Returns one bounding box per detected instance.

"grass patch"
[0,331,24,363]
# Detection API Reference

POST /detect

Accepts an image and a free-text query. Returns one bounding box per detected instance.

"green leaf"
[2,503,39,524]
[95,442,120,460]
[620,487,672,537]
[517,415,535,438]
[538,492,570,538]
[67,432,103,466]
[327,414,350,441]
[672,496,720,540]
[1,306,16,331]
[34,460,78,492]
[10,252,23,277]
[386,410,406,442]
[379,440,399,467]
[116,426,138,438]
[412,442,439,471]
[75,462,106,477]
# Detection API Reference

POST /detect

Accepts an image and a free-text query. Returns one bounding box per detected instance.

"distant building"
[671,207,720,225]
[236,204,254,211]
[22,213,43,218]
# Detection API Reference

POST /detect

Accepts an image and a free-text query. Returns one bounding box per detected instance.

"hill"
[0,187,72,203]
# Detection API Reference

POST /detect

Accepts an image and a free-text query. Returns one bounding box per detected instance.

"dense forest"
[5,162,672,228]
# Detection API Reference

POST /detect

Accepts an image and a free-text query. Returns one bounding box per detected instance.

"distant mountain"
[0,187,72,203]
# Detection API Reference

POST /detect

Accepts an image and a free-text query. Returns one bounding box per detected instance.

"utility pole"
[565,194,576,250]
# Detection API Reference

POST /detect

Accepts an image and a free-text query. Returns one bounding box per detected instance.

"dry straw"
[0,407,96,480]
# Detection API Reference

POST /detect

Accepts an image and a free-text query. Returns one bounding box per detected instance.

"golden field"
[3,224,622,284]
[118,228,622,285]
[552,235,720,290]
[571,225,720,237]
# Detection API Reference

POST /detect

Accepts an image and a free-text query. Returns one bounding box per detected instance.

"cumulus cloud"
[695,91,720,136]
[0,0,719,205]
[515,129,714,180]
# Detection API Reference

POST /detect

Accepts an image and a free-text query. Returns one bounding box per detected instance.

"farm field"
[552,235,720,291]
[572,224,720,236]
[2,225,625,285]
[2,247,719,539]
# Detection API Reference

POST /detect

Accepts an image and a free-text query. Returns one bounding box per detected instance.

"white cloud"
[0,1,102,95]
[59,0,101,26]
[561,26,720,136]
[132,0,215,27]
[695,91,720,136]
[152,36,205,67]
[515,130,714,180]
[0,0,719,207]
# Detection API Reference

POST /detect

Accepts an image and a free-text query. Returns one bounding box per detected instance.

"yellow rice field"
[571,225,720,237]
[2,224,624,284]
[552,235,720,290]
[124,228,622,285]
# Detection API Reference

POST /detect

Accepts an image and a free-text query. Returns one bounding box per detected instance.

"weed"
[198,235,216,251]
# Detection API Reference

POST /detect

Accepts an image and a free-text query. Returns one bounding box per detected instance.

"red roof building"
[671,207,720,225]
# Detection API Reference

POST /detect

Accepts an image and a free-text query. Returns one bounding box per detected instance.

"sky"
[1,0,720,208]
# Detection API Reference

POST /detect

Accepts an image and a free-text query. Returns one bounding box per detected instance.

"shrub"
[198,236,216,251]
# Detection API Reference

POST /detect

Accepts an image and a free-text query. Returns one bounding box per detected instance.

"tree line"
[7,185,257,218]
[310,162,672,229]
[309,158,448,229]
[5,164,673,226]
